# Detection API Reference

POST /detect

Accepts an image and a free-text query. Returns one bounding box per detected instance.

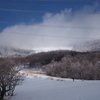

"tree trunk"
[0,95,4,100]
[0,90,6,100]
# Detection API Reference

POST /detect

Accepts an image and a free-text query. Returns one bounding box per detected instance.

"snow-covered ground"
[9,69,100,100]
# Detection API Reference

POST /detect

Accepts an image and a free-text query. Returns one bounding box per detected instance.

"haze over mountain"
[74,39,100,52]
[0,46,34,57]
[0,39,100,57]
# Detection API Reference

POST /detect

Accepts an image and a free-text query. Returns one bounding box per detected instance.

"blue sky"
[0,0,100,51]
[0,0,96,31]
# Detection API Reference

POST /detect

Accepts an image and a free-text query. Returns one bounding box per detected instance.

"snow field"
[10,70,100,100]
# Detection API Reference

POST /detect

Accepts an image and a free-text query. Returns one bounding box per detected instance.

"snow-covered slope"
[75,39,100,52]
[84,39,100,51]
[8,69,100,100]
[0,46,34,57]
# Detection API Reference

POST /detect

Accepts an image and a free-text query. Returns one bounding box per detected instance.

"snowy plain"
[9,69,100,100]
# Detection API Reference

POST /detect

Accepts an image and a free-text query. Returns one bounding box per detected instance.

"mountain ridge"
[0,46,34,57]
[74,39,100,52]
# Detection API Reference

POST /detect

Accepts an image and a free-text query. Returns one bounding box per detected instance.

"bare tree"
[0,58,25,100]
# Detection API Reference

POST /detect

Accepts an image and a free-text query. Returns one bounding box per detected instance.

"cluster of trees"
[8,50,100,80]
[12,50,88,68]
[42,52,100,80]
[28,50,69,67]
[0,58,25,100]
[24,50,84,68]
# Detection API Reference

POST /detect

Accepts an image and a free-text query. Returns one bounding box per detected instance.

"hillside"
[75,39,100,52]
[0,46,34,57]
[25,50,79,67]
[21,50,100,80]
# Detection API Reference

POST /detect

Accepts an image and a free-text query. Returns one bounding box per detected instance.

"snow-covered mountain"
[0,46,35,57]
[1,39,100,57]
[75,39,100,52]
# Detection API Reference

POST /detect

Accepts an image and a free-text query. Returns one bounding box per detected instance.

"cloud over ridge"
[0,3,100,51]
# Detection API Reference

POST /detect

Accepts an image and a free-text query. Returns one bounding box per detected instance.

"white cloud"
[0,3,100,51]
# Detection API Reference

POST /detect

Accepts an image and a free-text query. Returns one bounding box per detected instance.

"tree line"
[42,52,100,80]
[6,50,100,81]
[17,50,100,80]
